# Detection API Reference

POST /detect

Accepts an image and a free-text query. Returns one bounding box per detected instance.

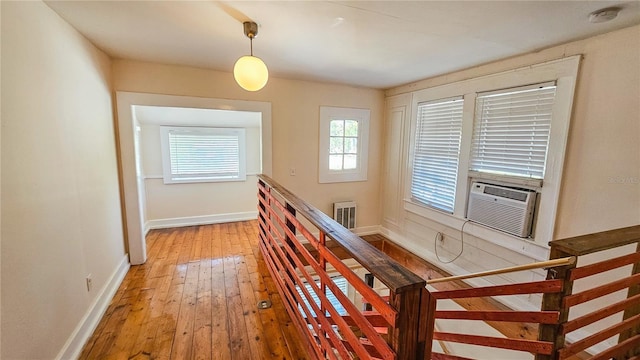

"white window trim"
[160,126,247,184]
[405,56,580,252]
[319,106,370,183]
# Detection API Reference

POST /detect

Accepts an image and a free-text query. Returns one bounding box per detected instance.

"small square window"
[319,107,369,183]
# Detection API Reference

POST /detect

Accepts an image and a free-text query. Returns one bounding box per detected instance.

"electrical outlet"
[436,232,445,243]
[289,168,296,176]
[86,274,93,292]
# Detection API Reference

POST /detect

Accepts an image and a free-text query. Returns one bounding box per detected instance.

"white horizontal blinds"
[471,82,556,179]
[168,129,240,180]
[296,276,348,318]
[411,97,464,213]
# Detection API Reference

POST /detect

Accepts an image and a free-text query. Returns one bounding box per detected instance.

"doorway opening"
[116,92,272,264]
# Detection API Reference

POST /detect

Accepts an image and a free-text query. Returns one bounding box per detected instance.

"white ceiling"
[45,1,640,89]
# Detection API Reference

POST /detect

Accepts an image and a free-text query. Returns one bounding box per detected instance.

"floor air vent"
[333,201,356,230]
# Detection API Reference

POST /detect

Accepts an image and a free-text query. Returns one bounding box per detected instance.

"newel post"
[536,245,576,360]
[389,285,429,359]
[619,241,640,358]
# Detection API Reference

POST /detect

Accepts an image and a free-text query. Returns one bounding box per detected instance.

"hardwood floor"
[79,221,308,360]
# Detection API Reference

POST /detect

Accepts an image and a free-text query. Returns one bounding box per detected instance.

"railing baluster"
[365,273,374,311]
[620,241,640,358]
[319,231,328,359]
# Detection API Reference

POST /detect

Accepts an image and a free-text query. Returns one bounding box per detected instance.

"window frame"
[319,106,370,183]
[159,126,247,184]
[405,56,580,254]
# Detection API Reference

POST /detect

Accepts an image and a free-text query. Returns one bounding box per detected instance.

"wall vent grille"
[333,201,356,230]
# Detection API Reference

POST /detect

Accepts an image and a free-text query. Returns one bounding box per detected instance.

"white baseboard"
[144,211,258,233]
[55,254,130,360]
[353,225,381,236]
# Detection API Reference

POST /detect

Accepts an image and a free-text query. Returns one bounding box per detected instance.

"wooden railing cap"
[550,225,640,256]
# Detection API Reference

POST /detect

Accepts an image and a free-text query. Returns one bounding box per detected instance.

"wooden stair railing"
[258,174,639,359]
[257,175,427,360]
[539,225,640,360]
[397,224,639,360]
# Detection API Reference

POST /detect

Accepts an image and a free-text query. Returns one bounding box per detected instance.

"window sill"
[404,199,550,261]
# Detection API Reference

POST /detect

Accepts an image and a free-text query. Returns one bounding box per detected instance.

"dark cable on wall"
[435,220,470,263]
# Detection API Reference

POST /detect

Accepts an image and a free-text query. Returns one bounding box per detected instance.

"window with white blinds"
[160,126,246,184]
[410,97,464,213]
[296,276,348,318]
[471,82,557,179]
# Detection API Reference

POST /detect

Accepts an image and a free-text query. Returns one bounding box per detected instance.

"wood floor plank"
[211,270,231,360]
[109,287,156,358]
[83,285,142,359]
[192,290,212,360]
[222,223,253,360]
[129,274,173,360]
[170,260,200,359]
[79,221,307,360]
[210,222,232,360]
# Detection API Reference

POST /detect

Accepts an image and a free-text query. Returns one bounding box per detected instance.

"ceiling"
[45,1,640,89]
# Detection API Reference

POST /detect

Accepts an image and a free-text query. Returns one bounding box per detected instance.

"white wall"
[113,60,385,233]
[137,109,262,226]
[1,2,127,359]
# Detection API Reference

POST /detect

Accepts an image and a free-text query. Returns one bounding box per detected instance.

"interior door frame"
[115,91,272,264]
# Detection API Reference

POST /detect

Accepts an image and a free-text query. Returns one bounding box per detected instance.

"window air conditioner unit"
[466,182,536,238]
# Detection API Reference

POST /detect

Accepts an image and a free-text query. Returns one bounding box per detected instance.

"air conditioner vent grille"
[467,182,536,238]
[467,197,527,235]
[483,186,529,202]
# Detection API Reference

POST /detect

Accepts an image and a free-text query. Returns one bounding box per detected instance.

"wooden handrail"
[549,225,640,256]
[426,257,576,284]
[258,174,425,294]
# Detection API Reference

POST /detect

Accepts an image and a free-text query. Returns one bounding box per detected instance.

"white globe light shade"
[233,55,269,91]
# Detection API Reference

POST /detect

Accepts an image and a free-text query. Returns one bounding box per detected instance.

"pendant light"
[234,21,269,91]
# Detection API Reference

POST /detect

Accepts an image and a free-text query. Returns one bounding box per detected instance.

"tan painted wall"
[113,60,385,230]
[1,2,126,359]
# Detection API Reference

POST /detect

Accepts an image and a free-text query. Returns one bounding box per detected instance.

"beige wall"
[1,2,126,359]
[555,26,640,237]
[113,60,385,230]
